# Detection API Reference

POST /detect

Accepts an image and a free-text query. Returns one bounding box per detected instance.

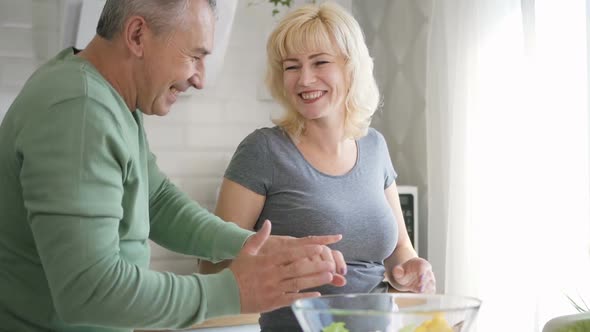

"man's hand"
[255,221,347,287]
[390,257,436,293]
[229,220,346,314]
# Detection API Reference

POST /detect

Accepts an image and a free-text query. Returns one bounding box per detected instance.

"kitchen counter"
[189,314,259,329]
[135,314,259,332]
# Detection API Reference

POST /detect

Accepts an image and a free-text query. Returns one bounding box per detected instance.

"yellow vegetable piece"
[410,313,453,332]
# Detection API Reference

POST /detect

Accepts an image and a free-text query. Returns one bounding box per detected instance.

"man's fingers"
[271,245,323,265]
[243,220,271,255]
[232,225,351,314]
[318,246,335,272]
[278,272,334,294]
[296,234,342,246]
[280,256,335,279]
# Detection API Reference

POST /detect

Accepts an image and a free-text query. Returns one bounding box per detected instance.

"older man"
[0,0,345,331]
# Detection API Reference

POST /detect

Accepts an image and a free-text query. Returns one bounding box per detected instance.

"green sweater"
[0,48,254,332]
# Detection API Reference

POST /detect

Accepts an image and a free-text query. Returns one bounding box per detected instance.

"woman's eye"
[284,65,298,71]
[316,61,330,66]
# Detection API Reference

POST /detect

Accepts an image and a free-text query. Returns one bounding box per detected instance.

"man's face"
[138,0,214,116]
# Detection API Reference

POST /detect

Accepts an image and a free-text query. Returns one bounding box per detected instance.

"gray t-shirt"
[224,126,398,331]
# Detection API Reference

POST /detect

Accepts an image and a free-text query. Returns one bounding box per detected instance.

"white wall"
[0,0,62,119]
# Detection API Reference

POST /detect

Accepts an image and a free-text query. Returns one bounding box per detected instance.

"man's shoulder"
[5,51,131,137]
[25,49,123,111]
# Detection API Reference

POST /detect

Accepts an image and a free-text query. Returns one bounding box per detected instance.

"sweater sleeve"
[147,152,254,262]
[19,97,243,328]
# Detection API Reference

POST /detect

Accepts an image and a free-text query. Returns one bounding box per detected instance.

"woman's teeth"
[301,91,323,100]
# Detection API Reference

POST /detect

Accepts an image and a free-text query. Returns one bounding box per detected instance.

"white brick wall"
[0,0,62,118]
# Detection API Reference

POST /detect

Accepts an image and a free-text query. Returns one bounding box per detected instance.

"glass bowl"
[292,293,481,332]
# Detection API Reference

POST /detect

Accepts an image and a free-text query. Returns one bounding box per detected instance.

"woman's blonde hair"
[265,2,380,139]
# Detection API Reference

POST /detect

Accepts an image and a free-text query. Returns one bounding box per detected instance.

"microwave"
[397,185,419,255]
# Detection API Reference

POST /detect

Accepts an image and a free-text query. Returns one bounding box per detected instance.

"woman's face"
[281,48,349,122]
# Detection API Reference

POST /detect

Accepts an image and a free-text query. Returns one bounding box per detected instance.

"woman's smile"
[299,90,327,103]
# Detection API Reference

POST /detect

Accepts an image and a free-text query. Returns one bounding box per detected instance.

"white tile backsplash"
[186,125,262,149]
[174,176,223,210]
[154,151,231,177]
[0,57,39,87]
[0,27,34,57]
[0,0,33,27]
[142,124,187,149]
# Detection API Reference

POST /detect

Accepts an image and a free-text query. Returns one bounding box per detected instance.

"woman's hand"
[390,257,436,293]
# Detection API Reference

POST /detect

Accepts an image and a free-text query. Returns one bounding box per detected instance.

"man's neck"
[77,36,137,112]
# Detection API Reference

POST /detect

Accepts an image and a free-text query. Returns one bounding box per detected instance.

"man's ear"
[124,16,148,58]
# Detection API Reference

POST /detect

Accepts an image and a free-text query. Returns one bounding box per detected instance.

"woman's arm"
[383,183,418,281]
[199,178,347,288]
[198,178,266,274]
[383,183,435,293]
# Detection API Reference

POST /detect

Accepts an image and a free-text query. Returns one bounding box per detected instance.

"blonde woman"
[200,2,435,331]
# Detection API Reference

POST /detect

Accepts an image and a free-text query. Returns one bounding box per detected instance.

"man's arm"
[22,98,243,327]
[146,153,254,262]
[199,177,265,273]
[31,214,243,327]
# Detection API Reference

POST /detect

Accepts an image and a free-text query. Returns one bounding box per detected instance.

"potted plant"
[249,0,316,16]
[543,295,590,332]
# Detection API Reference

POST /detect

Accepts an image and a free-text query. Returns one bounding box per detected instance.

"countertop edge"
[134,314,259,332]
[188,314,260,329]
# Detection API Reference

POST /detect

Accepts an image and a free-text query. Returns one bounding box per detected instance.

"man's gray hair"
[97,0,217,40]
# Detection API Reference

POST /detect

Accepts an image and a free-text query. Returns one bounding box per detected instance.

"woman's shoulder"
[362,127,387,144]
[255,126,287,137]
[245,126,289,144]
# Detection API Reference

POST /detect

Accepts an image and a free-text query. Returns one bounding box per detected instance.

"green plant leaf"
[322,322,350,332]
[566,294,590,313]
[555,320,590,332]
